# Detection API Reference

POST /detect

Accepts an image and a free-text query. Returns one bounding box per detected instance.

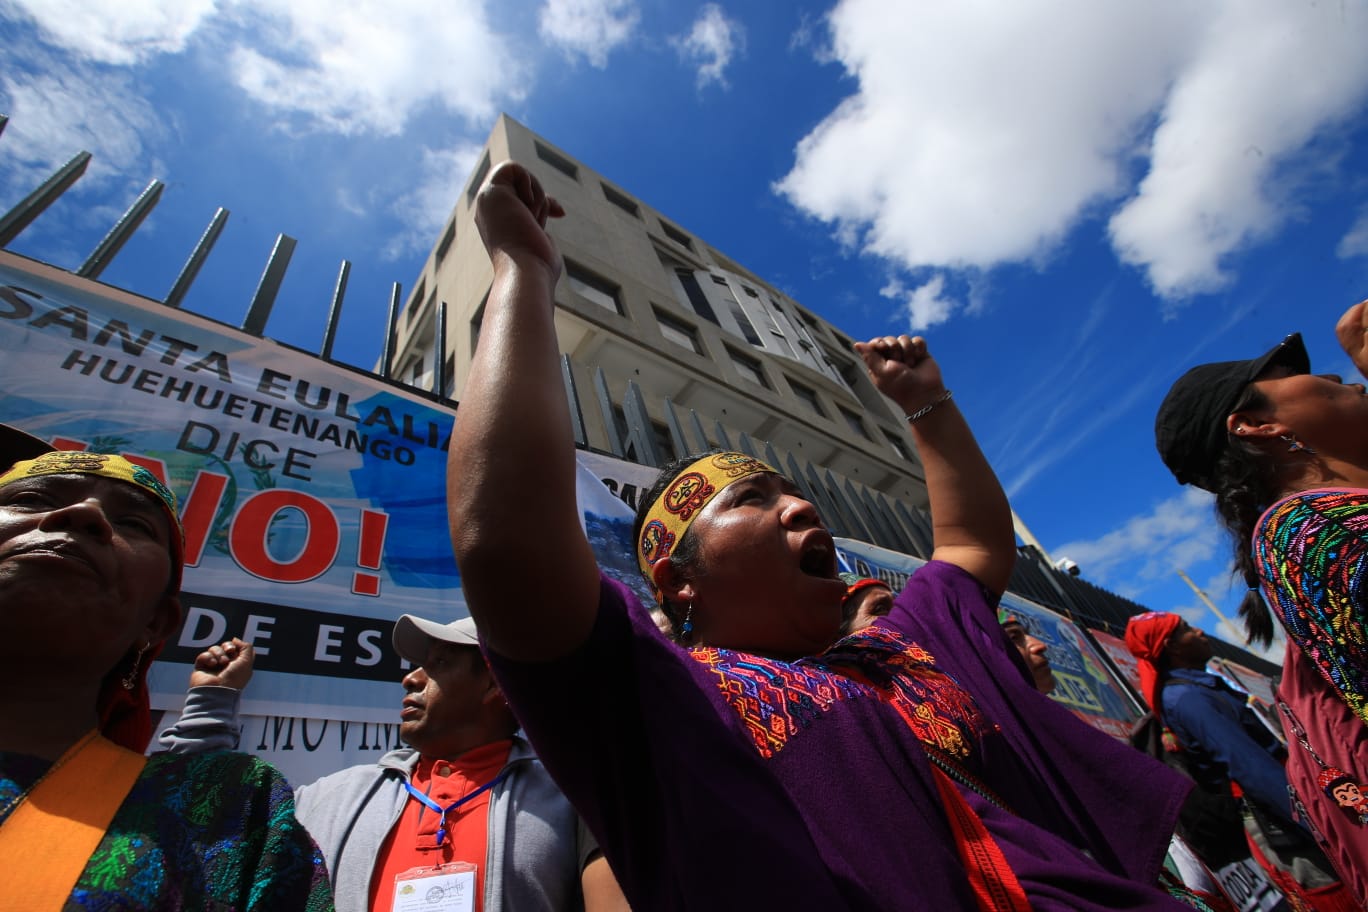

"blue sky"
[3,0,1367,660]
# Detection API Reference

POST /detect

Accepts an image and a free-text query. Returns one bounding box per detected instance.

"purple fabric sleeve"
[882,560,1190,885]
[485,577,863,910]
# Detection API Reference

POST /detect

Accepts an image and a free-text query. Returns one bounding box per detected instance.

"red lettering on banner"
[180,470,230,567]
[231,489,340,583]
[352,509,389,597]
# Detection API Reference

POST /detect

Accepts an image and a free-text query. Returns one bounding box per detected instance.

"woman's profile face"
[846,585,894,634]
[682,472,846,658]
[0,473,178,672]
[1248,366,1368,451]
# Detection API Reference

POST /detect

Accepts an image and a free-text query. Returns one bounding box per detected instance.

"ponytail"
[1209,386,1279,646]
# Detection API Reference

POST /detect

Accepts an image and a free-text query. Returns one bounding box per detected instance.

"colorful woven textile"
[0,749,333,911]
[1254,489,1368,727]
[490,562,1193,911]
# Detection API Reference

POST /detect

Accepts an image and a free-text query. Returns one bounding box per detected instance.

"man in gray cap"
[163,614,625,912]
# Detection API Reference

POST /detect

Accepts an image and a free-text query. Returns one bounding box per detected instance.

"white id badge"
[392,863,478,912]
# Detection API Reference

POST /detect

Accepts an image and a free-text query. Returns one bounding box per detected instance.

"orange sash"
[0,730,147,911]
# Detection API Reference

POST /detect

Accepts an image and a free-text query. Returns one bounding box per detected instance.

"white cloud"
[1053,487,1220,591]
[227,0,526,136]
[1339,207,1368,259]
[3,0,529,138]
[384,142,483,260]
[0,64,163,195]
[0,57,166,263]
[539,0,638,68]
[881,274,955,331]
[1109,1,1368,298]
[778,0,1368,320]
[3,0,216,65]
[671,3,745,89]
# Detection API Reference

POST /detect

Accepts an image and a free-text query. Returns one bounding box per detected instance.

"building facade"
[390,115,930,522]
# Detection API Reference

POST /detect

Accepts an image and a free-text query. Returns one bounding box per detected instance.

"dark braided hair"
[632,450,723,640]
[1208,384,1280,646]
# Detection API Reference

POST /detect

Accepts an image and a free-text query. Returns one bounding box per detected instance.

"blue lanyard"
[402,769,510,847]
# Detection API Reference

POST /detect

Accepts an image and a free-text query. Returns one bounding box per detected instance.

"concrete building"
[390,114,930,534]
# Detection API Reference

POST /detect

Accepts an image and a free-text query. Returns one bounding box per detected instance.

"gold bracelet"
[905,389,953,422]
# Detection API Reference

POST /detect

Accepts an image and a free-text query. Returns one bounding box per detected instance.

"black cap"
[1155,333,1310,492]
[0,423,55,471]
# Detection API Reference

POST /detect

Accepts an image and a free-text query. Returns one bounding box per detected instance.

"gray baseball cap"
[393,614,480,665]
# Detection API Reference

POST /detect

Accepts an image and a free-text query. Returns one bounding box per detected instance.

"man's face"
[1003,622,1056,695]
[0,473,179,672]
[399,642,494,756]
[1165,620,1213,666]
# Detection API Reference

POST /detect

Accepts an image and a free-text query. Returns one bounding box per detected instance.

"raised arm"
[158,638,254,753]
[855,335,1015,596]
[1335,298,1368,379]
[447,162,601,662]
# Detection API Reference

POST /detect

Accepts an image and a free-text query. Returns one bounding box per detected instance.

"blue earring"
[1281,434,1316,455]
[681,602,694,637]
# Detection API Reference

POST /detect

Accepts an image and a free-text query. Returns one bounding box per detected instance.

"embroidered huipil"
[1255,488,1368,906]
[0,749,333,911]
[490,559,1191,911]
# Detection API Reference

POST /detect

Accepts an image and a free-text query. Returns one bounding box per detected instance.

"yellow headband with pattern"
[0,450,185,576]
[637,451,777,581]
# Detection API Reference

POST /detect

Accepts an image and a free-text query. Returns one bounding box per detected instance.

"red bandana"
[1124,611,1182,722]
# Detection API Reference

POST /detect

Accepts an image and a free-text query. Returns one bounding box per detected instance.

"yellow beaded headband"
[637,451,777,583]
[0,450,185,579]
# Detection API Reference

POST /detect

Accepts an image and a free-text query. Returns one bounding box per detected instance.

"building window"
[655,308,701,353]
[406,280,426,326]
[839,406,870,439]
[790,379,825,416]
[535,142,579,180]
[435,221,456,264]
[661,222,694,251]
[742,285,759,298]
[565,261,622,315]
[884,430,911,461]
[602,182,639,217]
[729,348,769,388]
[443,353,456,398]
[609,407,675,463]
[768,332,795,358]
[675,269,719,325]
[652,421,677,462]
[466,153,490,203]
[721,287,762,346]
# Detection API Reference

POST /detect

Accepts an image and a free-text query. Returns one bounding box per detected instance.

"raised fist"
[189,637,256,691]
[853,334,947,418]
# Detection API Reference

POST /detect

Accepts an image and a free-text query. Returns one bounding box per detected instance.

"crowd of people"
[1,157,1366,910]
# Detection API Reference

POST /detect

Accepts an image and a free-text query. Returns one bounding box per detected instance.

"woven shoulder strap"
[0,731,147,911]
[930,762,1032,912]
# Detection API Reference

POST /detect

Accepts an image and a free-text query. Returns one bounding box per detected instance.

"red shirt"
[368,740,513,912]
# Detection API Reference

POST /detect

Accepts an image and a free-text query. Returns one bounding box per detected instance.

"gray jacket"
[161,687,593,912]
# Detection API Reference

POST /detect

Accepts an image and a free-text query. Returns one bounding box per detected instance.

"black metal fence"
[0,132,1280,679]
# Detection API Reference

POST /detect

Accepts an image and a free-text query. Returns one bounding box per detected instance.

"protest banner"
[0,251,644,735]
[837,537,1144,740]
